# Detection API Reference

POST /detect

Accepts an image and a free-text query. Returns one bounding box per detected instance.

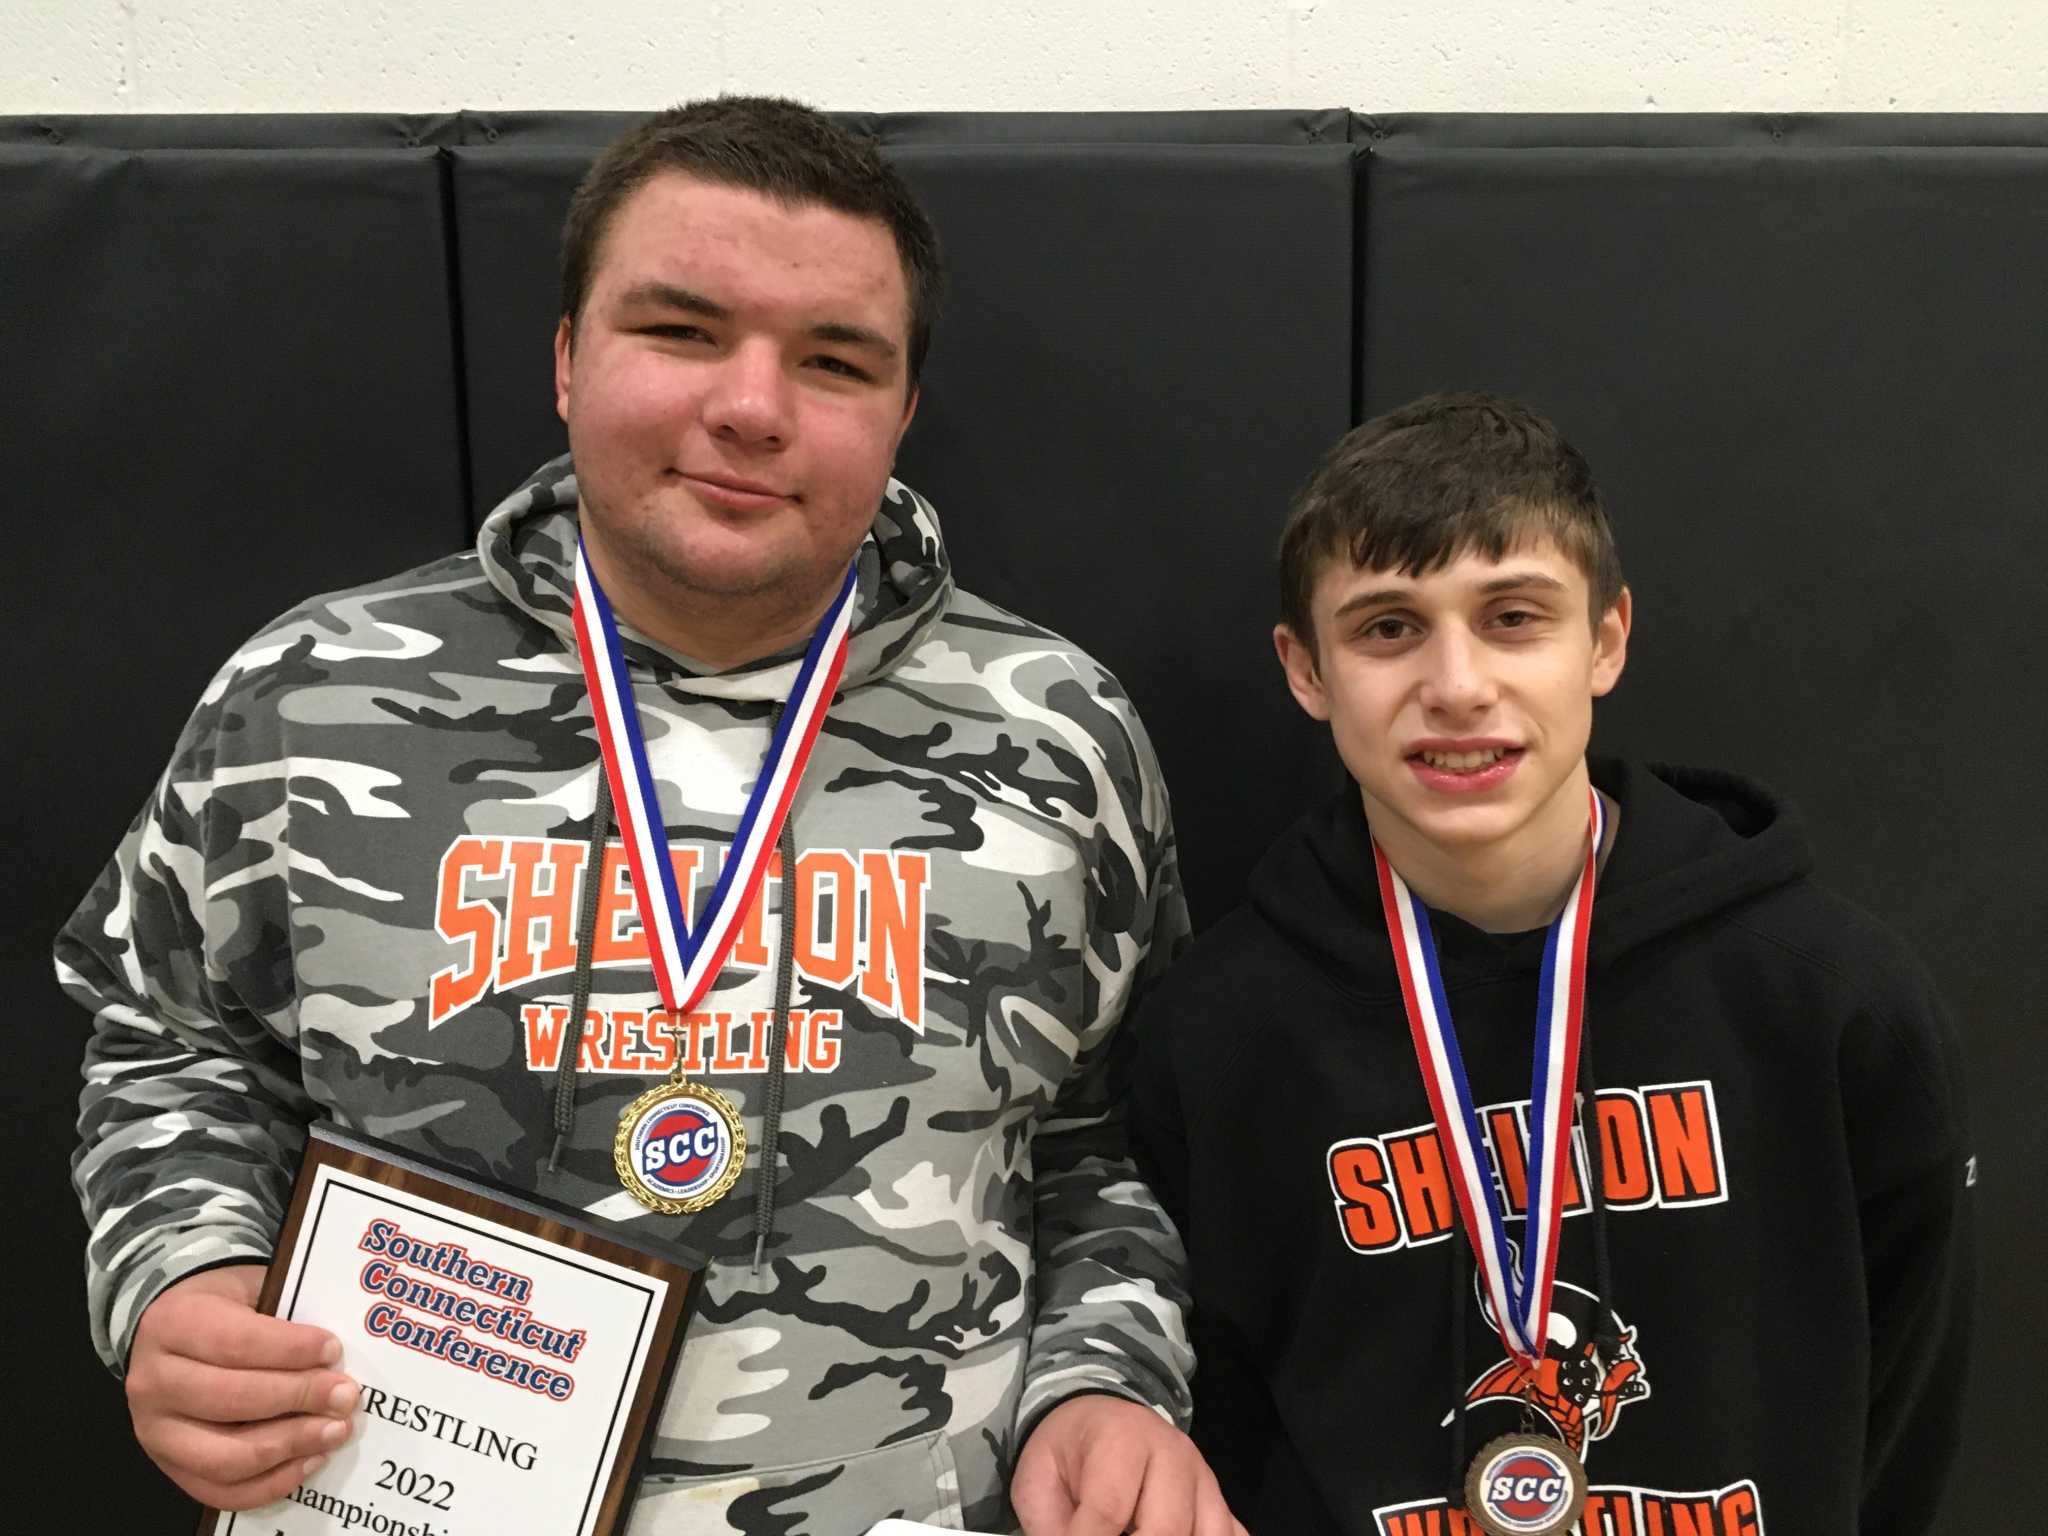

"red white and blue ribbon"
[570,540,857,1017]
[1372,788,1605,1369]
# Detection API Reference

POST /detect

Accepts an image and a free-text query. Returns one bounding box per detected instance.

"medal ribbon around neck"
[1372,787,1605,1369]
[570,538,858,1018]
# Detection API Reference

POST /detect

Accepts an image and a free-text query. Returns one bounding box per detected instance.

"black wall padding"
[889,142,1356,923]
[446,143,584,517]
[1361,126,2047,1531]
[7,141,470,1530]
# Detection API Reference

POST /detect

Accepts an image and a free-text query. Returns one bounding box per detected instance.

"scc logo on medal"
[614,1083,747,1215]
[1464,1434,1588,1536]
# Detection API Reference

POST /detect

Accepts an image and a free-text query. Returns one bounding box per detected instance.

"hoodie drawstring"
[1579,1006,1621,1362]
[750,805,798,1273]
[548,770,613,1174]
[1447,1225,1473,1505]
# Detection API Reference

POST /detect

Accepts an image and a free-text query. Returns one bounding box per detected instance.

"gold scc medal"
[614,1077,747,1215]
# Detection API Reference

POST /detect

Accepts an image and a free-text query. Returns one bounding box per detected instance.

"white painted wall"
[10,0,2046,116]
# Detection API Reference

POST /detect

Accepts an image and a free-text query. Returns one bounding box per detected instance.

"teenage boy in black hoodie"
[1129,392,1973,1536]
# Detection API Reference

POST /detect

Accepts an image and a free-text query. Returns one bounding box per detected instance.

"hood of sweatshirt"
[1248,756,1815,992]
[476,452,952,697]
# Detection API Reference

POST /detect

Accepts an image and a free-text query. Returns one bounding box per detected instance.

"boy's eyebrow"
[1331,586,1419,619]
[1478,570,1571,596]
[1329,569,1570,618]
[810,321,899,358]
[616,281,729,318]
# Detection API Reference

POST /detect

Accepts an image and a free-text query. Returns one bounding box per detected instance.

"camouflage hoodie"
[58,458,1194,1533]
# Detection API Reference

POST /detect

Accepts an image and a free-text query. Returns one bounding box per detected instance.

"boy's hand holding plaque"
[199,1124,698,1536]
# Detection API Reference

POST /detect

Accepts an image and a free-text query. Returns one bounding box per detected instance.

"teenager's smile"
[1406,738,1527,792]
[670,467,799,514]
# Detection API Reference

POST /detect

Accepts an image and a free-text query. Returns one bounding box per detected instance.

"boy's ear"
[553,315,575,424]
[1273,623,1333,722]
[1590,586,1632,698]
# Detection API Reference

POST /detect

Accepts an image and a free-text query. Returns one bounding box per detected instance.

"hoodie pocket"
[630,1429,967,1533]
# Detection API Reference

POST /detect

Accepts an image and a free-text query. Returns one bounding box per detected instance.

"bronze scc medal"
[1463,1432,1589,1536]
[198,1122,700,1536]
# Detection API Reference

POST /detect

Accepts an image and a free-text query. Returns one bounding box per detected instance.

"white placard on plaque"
[201,1123,698,1536]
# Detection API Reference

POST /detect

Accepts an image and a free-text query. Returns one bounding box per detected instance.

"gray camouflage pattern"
[57,456,1194,1534]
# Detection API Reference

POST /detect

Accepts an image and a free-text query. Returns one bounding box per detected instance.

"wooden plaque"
[199,1122,700,1536]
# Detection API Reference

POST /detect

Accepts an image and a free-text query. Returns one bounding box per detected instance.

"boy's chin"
[1360,778,1547,846]
[1403,802,1535,847]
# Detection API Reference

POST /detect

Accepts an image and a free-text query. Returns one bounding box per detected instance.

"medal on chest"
[1462,1433,1589,1536]
[1373,789,1605,1536]
[614,1078,748,1215]
[572,539,858,1214]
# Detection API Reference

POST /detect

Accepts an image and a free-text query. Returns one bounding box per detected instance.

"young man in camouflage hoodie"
[59,97,1236,1536]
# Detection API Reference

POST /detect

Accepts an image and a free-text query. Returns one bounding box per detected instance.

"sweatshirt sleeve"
[1014,724,1196,1441]
[55,648,317,1373]
[1841,947,1976,1536]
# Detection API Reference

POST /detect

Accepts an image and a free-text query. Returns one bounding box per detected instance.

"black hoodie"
[1130,759,1972,1536]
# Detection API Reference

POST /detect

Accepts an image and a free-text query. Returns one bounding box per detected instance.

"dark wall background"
[6,110,2040,1532]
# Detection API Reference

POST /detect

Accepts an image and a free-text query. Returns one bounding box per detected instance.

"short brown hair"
[559,96,944,388]
[1279,391,1623,647]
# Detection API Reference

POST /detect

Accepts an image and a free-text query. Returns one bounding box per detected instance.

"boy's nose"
[702,341,792,448]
